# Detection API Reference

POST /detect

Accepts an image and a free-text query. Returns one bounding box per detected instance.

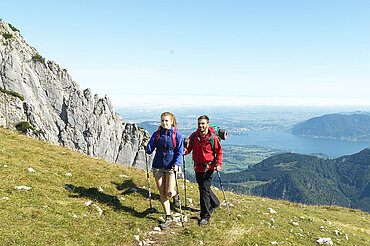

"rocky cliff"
[0,20,150,170]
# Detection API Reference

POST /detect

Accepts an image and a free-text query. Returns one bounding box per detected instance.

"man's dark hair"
[198,115,209,123]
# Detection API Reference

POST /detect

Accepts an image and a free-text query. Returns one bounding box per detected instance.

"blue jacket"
[146,127,183,169]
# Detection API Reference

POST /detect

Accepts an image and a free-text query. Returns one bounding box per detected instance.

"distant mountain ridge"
[291,113,370,142]
[221,148,370,212]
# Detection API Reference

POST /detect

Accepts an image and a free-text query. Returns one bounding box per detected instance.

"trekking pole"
[144,145,153,210]
[183,138,189,208]
[174,168,184,227]
[216,171,231,216]
[183,156,188,207]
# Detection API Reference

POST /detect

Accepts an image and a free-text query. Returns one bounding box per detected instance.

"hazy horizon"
[110,94,370,109]
[115,101,370,124]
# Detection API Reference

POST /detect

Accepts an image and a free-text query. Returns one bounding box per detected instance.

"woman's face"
[161,115,173,129]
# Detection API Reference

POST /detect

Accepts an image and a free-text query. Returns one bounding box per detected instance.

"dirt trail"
[143,205,202,245]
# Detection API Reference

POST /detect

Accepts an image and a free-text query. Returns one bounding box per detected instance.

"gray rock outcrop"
[0,20,150,169]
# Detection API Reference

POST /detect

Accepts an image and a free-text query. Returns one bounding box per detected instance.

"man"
[184,115,223,226]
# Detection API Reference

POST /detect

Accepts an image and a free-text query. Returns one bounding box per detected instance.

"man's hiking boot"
[160,215,173,230]
[173,195,180,208]
[199,218,209,226]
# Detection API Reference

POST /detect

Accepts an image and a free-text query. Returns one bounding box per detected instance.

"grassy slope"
[0,128,369,245]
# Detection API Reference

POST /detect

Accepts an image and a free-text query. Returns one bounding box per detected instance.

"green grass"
[0,128,369,245]
[183,145,285,173]
[222,145,286,172]
[32,53,45,63]
[229,180,268,189]
[8,23,20,33]
[0,87,25,101]
[2,33,12,39]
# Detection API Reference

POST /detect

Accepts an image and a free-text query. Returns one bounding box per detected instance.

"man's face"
[198,119,209,134]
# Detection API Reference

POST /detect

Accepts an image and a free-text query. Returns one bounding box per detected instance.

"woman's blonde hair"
[158,112,177,130]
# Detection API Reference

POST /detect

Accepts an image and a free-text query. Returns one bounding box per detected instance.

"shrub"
[8,23,20,33]
[15,121,35,133]
[2,33,12,39]
[0,87,25,101]
[32,53,45,63]
[15,121,44,135]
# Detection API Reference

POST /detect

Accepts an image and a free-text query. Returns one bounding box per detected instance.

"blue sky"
[1,1,370,107]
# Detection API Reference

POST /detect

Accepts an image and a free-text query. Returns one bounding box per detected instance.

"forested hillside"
[291,113,370,142]
[220,149,370,212]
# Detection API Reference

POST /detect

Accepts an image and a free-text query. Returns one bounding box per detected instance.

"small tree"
[32,53,45,63]
[15,121,35,133]
[8,23,20,33]
[2,33,13,39]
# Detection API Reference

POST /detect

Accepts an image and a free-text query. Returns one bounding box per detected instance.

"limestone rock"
[27,167,36,172]
[0,20,150,169]
[316,237,333,245]
[14,185,32,190]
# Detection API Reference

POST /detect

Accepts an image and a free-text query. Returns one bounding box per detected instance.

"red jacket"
[184,127,223,172]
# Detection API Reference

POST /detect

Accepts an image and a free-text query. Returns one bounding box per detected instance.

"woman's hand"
[142,139,148,147]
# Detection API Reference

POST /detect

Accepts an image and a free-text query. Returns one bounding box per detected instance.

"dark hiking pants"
[196,170,220,220]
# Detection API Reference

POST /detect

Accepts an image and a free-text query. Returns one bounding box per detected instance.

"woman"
[142,112,183,230]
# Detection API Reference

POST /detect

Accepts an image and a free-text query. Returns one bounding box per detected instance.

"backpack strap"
[202,132,215,153]
[172,129,177,149]
[155,129,160,146]
[190,132,196,147]
[209,132,215,153]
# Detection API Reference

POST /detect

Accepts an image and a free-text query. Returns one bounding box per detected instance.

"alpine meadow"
[1,128,370,245]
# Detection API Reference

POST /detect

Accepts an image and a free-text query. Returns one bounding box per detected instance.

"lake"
[225,131,370,158]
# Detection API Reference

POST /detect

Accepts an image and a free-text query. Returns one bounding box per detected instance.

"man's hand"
[183,148,187,154]
[172,165,179,172]
[215,165,221,172]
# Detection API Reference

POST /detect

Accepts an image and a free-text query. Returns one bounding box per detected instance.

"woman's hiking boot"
[159,215,173,230]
